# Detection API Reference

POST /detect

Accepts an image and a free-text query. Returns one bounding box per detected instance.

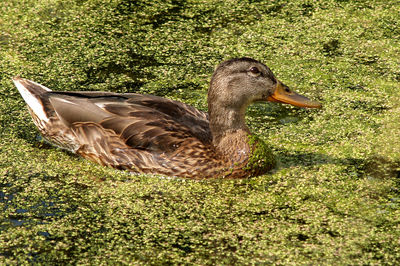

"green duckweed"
[1,0,400,264]
[245,134,276,175]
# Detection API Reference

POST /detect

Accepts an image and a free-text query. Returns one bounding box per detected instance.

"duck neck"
[208,105,251,161]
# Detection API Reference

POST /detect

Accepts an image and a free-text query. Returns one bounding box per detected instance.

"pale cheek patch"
[13,79,49,122]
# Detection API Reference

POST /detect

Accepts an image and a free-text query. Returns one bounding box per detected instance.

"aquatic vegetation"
[1,0,399,264]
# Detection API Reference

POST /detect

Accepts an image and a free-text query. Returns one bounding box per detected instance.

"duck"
[13,57,321,179]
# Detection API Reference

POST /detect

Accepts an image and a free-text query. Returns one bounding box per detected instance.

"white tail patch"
[13,78,50,122]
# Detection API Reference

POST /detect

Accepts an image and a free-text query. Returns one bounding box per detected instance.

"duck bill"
[267,82,322,108]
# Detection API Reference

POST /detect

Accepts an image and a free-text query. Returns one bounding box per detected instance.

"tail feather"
[13,77,52,122]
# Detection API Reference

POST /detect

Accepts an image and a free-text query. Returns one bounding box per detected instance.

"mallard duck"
[13,57,321,179]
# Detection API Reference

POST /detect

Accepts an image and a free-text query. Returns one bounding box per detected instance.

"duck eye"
[249,67,260,75]
[249,67,261,77]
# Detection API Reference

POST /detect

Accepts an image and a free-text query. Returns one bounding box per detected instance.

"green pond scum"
[244,134,276,175]
[1,0,400,264]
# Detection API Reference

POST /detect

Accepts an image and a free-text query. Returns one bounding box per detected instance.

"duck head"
[208,57,321,143]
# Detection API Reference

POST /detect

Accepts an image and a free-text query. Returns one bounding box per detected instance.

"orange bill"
[267,81,322,108]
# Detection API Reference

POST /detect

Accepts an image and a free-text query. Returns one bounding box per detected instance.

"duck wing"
[47,91,212,154]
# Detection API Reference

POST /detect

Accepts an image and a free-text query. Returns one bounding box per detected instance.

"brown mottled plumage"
[13,58,321,179]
